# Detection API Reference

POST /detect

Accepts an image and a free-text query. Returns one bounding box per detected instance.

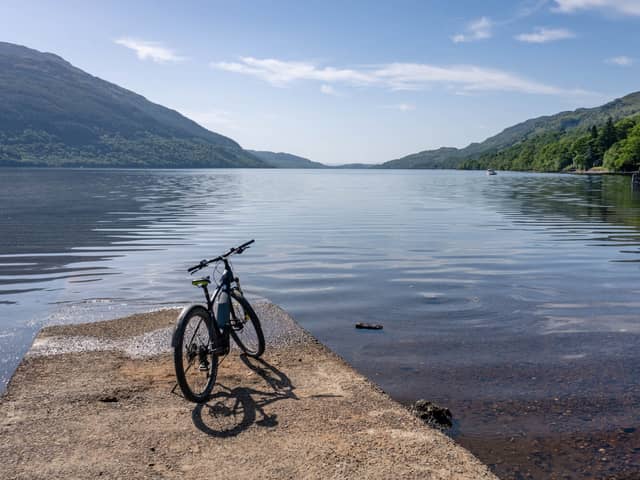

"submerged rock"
[411,399,452,429]
[355,322,383,330]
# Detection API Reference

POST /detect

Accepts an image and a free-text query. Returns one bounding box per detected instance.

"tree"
[604,124,640,171]
[615,117,636,140]
[571,135,593,170]
[600,117,617,151]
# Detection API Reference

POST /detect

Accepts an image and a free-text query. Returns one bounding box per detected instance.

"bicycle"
[172,239,265,403]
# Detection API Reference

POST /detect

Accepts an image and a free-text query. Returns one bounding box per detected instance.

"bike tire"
[229,290,265,358]
[173,306,218,403]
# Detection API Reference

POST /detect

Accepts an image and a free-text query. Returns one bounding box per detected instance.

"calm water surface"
[1,168,639,478]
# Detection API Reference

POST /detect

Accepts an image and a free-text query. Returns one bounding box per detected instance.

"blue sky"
[1,0,639,164]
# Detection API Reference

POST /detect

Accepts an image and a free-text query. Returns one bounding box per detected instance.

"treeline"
[459,114,640,172]
[0,130,266,168]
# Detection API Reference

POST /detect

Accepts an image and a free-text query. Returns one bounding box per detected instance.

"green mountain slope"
[248,150,326,168]
[333,163,373,169]
[383,91,640,170]
[458,113,640,172]
[0,42,266,168]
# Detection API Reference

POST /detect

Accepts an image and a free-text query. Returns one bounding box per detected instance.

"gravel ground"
[1,303,497,480]
[29,302,308,359]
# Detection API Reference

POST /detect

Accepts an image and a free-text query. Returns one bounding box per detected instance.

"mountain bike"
[172,239,265,403]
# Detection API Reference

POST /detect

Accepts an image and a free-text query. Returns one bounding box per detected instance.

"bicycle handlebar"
[187,239,255,273]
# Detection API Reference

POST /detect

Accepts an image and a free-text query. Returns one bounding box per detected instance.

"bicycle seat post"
[202,283,212,310]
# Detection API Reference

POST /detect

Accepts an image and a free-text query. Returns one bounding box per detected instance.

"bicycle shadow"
[191,355,298,438]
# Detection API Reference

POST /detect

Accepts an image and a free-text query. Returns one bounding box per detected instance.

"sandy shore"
[0,302,497,479]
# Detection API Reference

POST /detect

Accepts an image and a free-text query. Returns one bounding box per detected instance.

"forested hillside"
[460,114,640,172]
[383,91,640,171]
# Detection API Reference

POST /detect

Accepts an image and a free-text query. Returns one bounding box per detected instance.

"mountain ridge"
[0,41,266,168]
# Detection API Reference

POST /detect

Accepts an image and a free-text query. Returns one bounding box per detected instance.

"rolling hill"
[383,91,640,170]
[0,42,267,168]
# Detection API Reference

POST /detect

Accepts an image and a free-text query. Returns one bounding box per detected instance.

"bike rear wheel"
[173,306,218,403]
[229,290,265,358]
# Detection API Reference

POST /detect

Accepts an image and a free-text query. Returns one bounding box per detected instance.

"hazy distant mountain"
[383,91,640,170]
[248,150,326,168]
[0,42,267,168]
[333,163,374,169]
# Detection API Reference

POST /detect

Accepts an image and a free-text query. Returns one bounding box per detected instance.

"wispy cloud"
[211,56,590,96]
[374,62,588,95]
[320,84,341,96]
[606,55,634,66]
[383,103,416,111]
[213,57,371,87]
[452,17,493,43]
[553,0,640,15]
[516,0,555,19]
[515,27,576,42]
[115,37,186,63]
[451,2,551,44]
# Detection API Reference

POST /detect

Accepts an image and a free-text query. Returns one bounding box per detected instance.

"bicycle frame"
[203,259,235,328]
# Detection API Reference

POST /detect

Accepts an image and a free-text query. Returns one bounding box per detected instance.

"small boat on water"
[486,169,497,176]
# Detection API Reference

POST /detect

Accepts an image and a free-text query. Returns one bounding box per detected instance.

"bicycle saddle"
[191,276,211,287]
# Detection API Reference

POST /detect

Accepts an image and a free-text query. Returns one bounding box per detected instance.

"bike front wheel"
[229,290,265,358]
[173,306,218,403]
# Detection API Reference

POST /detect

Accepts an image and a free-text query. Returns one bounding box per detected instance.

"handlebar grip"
[239,239,255,249]
[188,259,207,273]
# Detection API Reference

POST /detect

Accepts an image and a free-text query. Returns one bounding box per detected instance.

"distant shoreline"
[0,164,637,175]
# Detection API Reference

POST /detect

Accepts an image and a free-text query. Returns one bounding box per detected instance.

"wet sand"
[0,303,496,479]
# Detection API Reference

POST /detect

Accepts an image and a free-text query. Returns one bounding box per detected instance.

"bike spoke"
[180,314,213,396]
[230,297,261,354]
[187,317,206,346]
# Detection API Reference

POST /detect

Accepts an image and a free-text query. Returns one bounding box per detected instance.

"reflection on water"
[1,168,640,478]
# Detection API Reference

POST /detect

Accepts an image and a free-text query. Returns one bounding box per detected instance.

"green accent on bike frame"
[191,279,210,287]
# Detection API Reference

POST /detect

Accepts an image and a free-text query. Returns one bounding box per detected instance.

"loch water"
[1,168,639,478]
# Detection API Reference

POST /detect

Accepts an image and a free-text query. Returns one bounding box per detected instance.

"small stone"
[99,396,118,403]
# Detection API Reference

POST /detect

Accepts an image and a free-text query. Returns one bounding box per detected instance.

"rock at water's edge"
[411,399,453,429]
